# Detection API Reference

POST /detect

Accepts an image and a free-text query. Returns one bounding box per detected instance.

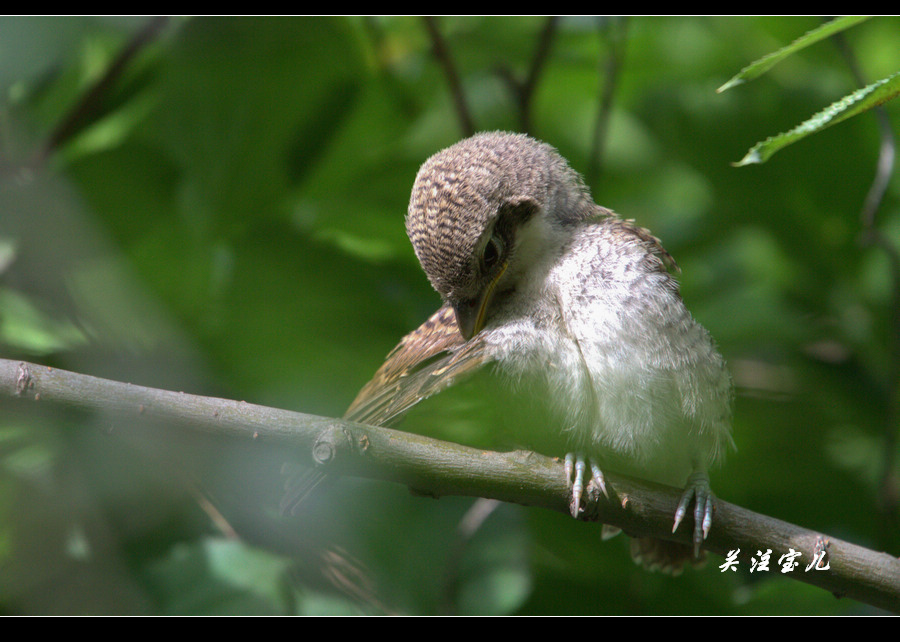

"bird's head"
[406,131,596,340]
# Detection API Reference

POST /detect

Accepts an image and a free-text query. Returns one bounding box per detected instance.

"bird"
[328,131,733,572]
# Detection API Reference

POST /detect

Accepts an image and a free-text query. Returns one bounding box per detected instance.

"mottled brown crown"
[406,131,595,302]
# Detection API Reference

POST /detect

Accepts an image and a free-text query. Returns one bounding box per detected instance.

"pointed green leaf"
[734,70,900,165]
[718,16,870,92]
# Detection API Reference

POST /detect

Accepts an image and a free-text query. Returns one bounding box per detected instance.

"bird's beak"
[453,262,508,341]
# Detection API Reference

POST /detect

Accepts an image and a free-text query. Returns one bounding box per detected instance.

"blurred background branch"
[423,16,475,137]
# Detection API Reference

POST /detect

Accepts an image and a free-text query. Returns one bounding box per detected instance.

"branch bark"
[2,357,898,613]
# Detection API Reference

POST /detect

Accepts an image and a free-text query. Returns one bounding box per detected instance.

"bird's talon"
[673,471,715,558]
[590,460,608,499]
[566,453,609,517]
[566,453,589,518]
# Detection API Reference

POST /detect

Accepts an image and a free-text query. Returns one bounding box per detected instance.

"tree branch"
[2,357,898,613]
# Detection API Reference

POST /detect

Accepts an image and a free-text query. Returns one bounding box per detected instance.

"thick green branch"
[1,358,898,613]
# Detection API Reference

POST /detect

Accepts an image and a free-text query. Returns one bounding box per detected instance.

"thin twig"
[499,16,560,134]
[588,17,628,184]
[422,17,475,137]
[2,358,898,613]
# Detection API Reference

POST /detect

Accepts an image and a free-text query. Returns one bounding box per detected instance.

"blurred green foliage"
[0,16,897,614]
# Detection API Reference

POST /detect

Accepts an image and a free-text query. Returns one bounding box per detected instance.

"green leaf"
[0,287,87,354]
[204,538,292,607]
[718,16,871,92]
[734,70,900,165]
[143,538,287,615]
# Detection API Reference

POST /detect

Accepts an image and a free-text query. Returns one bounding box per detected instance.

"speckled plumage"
[347,132,734,572]
[406,132,598,306]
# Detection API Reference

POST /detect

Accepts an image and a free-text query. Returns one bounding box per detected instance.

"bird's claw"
[673,471,715,558]
[565,453,608,518]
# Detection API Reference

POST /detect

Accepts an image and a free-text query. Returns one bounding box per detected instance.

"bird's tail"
[630,537,706,575]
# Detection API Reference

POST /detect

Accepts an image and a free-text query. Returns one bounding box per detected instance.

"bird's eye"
[482,234,503,271]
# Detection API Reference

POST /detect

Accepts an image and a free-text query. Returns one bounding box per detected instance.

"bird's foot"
[564,453,608,518]
[672,470,715,558]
